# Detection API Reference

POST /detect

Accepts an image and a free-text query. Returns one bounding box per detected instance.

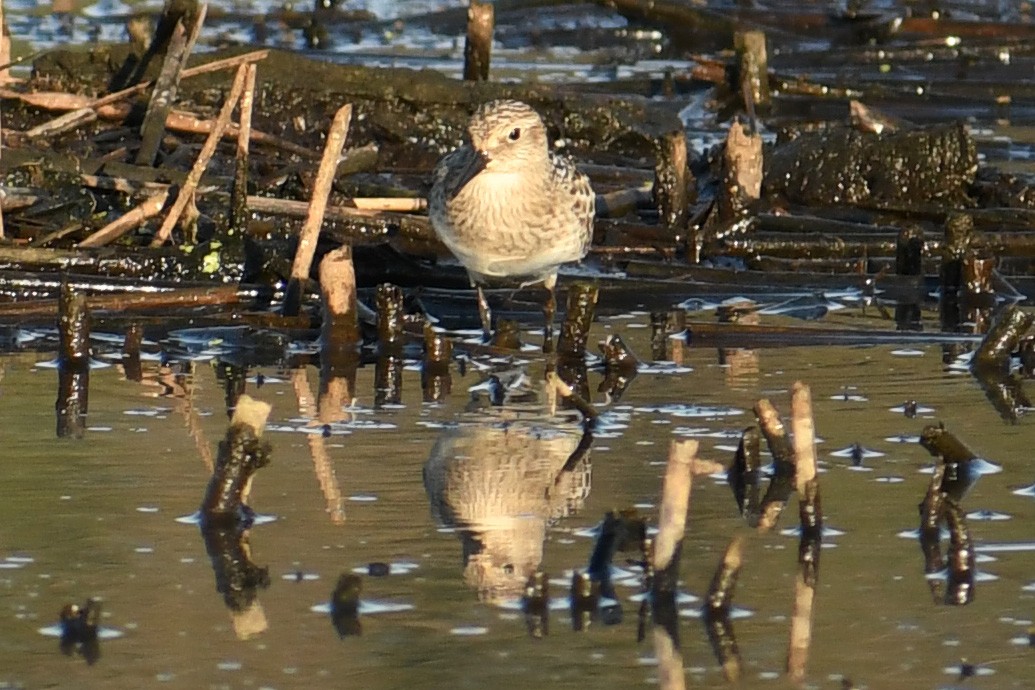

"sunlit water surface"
[0,314,1033,689]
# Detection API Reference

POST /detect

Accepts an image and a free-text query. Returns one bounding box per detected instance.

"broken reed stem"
[319,245,360,349]
[463,0,494,81]
[23,49,269,139]
[229,62,257,238]
[151,63,248,247]
[283,103,354,316]
[787,384,821,683]
[790,382,816,491]
[78,189,170,247]
[136,3,208,166]
[652,439,698,573]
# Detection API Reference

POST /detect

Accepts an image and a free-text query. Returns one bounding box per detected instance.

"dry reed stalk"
[151,63,249,246]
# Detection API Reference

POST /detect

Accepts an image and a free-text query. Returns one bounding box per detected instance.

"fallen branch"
[151,63,249,246]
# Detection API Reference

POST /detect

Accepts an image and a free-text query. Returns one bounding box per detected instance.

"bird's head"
[466,100,550,172]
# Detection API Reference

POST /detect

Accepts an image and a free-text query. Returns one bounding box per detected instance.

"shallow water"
[2,1,1035,687]
[0,311,1033,688]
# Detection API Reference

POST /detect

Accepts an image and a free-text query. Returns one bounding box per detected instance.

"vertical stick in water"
[463,0,494,82]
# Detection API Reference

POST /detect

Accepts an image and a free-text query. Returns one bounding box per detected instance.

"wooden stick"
[652,439,697,573]
[319,245,360,348]
[283,103,353,316]
[21,49,269,139]
[463,0,494,81]
[151,63,248,247]
[78,189,170,248]
[790,382,816,491]
[351,197,426,212]
[137,4,208,166]
[229,62,257,238]
[0,285,242,317]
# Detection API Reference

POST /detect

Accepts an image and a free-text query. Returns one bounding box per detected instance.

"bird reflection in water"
[424,413,592,604]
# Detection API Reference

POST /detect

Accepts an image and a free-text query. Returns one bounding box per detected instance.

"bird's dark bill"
[448,151,489,199]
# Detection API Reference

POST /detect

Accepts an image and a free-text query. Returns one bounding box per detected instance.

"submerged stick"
[283,103,353,316]
[463,0,494,81]
[151,63,248,247]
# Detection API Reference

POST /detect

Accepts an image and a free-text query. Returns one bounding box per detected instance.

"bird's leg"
[542,276,557,354]
[476,285,493,343]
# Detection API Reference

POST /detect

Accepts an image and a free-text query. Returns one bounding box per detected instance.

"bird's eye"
[508,128,521,141]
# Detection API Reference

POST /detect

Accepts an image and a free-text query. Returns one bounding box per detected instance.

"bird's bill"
[448,150,489,199]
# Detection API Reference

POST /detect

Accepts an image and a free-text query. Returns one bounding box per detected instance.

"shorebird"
[429,99,595,349]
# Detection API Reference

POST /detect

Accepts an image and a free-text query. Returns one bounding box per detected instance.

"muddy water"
[0,314,1032,688]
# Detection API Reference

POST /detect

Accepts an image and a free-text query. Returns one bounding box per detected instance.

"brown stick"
[652,439,697,573]
[229,63,257,238]
[463,0,495,81]
[790,382,816,491]
[0,285,243,318]
[21,49,269,140]
[78,189,170,248]
[351,197,426,212]
[151,63,248,247]
[319,245,360,348]
[136,4,208,166]
[718,120,762,222]
[283,103,353,316]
